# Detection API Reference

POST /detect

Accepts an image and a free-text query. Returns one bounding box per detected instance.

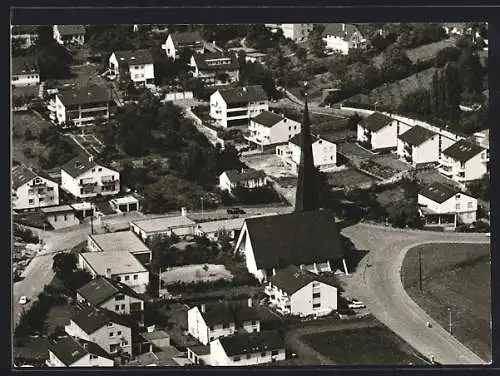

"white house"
[322,23,366,55]
[130,211,196,242]
[53,25,85,46]
[12,165,59,211]
[11,25,39,49]
[265,24,313,41]
[397,125,439,167]
[235,210,347,283]
[46,337,114,367]
[209,330,285,366]
[11,57,40,87]
[418,182,478,228]
[277,134,337,174]
[65,306,133,356]
[442,23,469,36]
[162,31,205,60]
[78,251,149,294]
[439,139,488,183]
[357,112,400,151]
[109,49,155,88]
[219,169,268,194]
[189,52,239,86]
[110,195,140,213]
[61,155,120,199]
[245,110,301,151]
[188,303,236,345]
[52,85,112,127]
[245,51,268,64]
[210,85,269,128]
[87,231,152,265]
[265,265,338,317]
[41,205,80,229]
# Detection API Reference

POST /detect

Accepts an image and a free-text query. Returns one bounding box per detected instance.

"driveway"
[341,223,490,365]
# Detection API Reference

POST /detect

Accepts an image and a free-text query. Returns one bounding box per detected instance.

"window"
[29,199,34,205]
[312,292,321,299]
[261,352,267,357]
[80,188,84,195]
[63,214,67,220]
[251,321,257,326]
[117,331,122,336]
[115,305,120,311]
[222,323,228,329]
[210,326,214,331]
[456,203,461,210]
[133,275,138,280]
[47,187,54,191]
[121,304,125,310]
[209,336,214,341]
[468,202,473,209]
[246,354,252,359]
[312,282,320,288]
[233,356,241,362]
[90,354,98,360]
[313,303,321,309]
[108,322,113,327]
[116,276,121,281]
[253,328,258,332]
[271,350,279,356]
[98,168,102,172]
[122,340,128,345]
[125,276,130,281]
[115,294,125,301]
[109,332,114,337]
[54,215,57,222]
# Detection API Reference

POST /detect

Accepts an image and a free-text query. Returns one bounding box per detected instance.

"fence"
[164,91,194,102]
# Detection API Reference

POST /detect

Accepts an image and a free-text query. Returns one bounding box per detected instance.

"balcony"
[438,165,454,177]
[439,158,455,168]
[80,181,98,187]
[102,176,116,183]
[47,101,56,112]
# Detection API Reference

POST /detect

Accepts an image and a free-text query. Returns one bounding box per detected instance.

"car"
[19,296,28,305]
[227,208,246,215]
[347,298,366,309]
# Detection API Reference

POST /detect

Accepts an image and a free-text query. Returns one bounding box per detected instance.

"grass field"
[161,264,233,284]
[406,39,456,63]
[301,325,426,365]
[327,168,377,189]
[401,242,491,362]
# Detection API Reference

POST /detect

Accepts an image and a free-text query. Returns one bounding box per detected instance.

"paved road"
[341,223,490,365]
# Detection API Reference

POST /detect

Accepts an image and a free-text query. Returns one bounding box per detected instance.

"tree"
[296,46,307,62]
[398,88,432,115]
[37,42,73,80]
[435,46,462,67]
[380,45,412,80]
[52,252,77,281]
[467,173,489,201]
[458,50,484,97]
[308,24,326,57]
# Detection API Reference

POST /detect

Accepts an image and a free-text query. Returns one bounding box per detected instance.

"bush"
[24,128,36,140]
[22,147,34,158]
[14,224,39,243]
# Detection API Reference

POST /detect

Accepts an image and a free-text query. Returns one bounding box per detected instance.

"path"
[341,223,490,365]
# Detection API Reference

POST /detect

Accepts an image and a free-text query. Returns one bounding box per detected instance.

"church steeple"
[294,82,319,213]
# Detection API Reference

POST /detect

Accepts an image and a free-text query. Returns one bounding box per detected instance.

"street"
[341,223,490,365]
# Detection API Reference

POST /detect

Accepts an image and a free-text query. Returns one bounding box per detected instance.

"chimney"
[181,207,187,217]
[247,298,253,308]
[272,268,276,276]
[147,324,156,333]
[299,264,304,271]
[105,268,112,278]
[200,304,206,313]
[242,86,247,93]
[88,155,94,163]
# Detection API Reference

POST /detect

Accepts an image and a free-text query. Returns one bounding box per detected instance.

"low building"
[46,337,114,367]
[187,303,236,345]
[210,85,269,128]
[189,52,239,86]
[245,110,301,151]
[194,217,245,241]
[245,51,268,64]
[70,202,94,219]
[41,205,80,229]
[418,182,478,228]
[53,25,85,46]
[210,330,285,366]
[65,306,133,356]
[439,139,488,183]
[265,24,313,42]
[265,265,338,317]
[110,195,140,213]
[109,49,155,88]
[87,231,152,265]
[219,169,268,194]
[322,23,366,55]
[11,56,40,87]
[187,345,212,365]
[130,213,196,242]
[162,31,205,60]
[12,165,59,211]
[397,125,439,167]
[11,25,39,49]
[78,251,149,294]
[53,84,112,127]
[473,129,489,150]
[61,155,120,199]
[357,112,399,151]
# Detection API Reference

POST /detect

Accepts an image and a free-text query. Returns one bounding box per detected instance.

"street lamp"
[374,101,379,112]
[201,197,204,221]
[418,249,423,292]
[448,308,452,335]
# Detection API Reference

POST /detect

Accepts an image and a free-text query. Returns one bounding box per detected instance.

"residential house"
[230,299,262,334]
[65,306,133,356]
[209,330,285,366]
[442,23,469,36]
[110,195,141,213]
[418,182,478,228]
[264,265,338,317]
[235,210,347,283]
[11,56,40,87]
[77,276,145,324]
[11,25,39,49]
[187,303,236,345]
[245,51,268,64]
[194,217,246,241]
[78,251,149,294]
[162,31,205,60]
[109,49,155,88]
[439,139,488,183]
[41,205,80,229]
[52,84,112,127]
[12,165,59,211]
[187,345,212,365]
[130,211,196,242]
[46,336,114,367]
[473,129,489,150]
[53,25,85,46]
[189,52,240,86]
[245,110,301,151]
[61,155,120,199]
[322,23,366,55]
[210,85,269,128]
[397,125,439,167]
[87,231,152,265]
[265,24,313,41]
[219,169,268,194]
[357,112,399,151]
[277,133,337,174]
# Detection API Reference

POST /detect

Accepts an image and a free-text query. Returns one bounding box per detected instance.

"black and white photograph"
[11,21,490,368]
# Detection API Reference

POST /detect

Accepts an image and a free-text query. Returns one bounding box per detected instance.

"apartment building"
[109,49,155,88]
[438,139,488,183]
[189,52,239,86]
[245,110,301,151]
[396,125,439,167]
[12,165,59,211]
[11,56,40,87]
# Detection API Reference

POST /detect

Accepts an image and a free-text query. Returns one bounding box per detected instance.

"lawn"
[161,264,234,284]
[327,168,377,189]
[405,38,456,63]
[301,325,426,365]
[376,187,405,208]
[337,142,375,159]
[401,242,491,362]
[57,64,109,90]
[413,168,461,188]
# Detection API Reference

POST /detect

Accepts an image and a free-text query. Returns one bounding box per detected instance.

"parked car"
[227,208,246,215]
[347,298,366,309]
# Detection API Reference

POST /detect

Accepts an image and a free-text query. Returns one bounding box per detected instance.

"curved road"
[341,223,490,365]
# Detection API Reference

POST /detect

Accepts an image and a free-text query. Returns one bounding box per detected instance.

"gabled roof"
[289,133,335,147]
[70,307,132,335]
[442,139,485,162]
[170,31,204,46]
[252,111,286,128]
[61,155,98,178]
[230,303,261,324]
[223,169,267,183]
[359,112,393,132]
[77,276,144,306]
[243,210,344,270]
[269,265,337,295]
[196,302,235,326]
[48,337,88,366]
[78,338,113,360]
[216,85,268,105]
[218,330,284,356]
[192,52,239,72]
[58,84,111,107]
[12,165,38,189]
[56,25,85,36]
[113,49,154,66]
[12,56,39,76]
[398,125,436,146]
[419,182,461,204]
[322,23,363,40]
[11,25,39,35]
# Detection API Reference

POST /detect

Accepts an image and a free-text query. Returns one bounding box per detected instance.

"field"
[326,168,377,189]
[301,325,426,365]
[401,242,491,362]
[413,168,461,187]
[337,142,375,159]
[57,63,108,89]
[161,264,233,285]
[376,187,406,208]
[70,134,104,156]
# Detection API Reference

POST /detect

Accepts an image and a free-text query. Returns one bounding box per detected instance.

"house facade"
[12,165,59,211]
[11,57,40,87]
[219,169,268,194]
[162,31,205,60]
[11,25,39,49]
[188,304,236,345]
[53,25,85,46]
[61,156,120,199]
[41,205,80,229]
[265,24,313,41]
[109,50,155,88]
[130,213,196,242]
[357,112,400,151]
[210,86,269,128]
[439,139,488,183]
[189,52,239,86]
[245,111,301,151]
[322,23,366,55]
[46,337,114,367]
[396,125,439,167]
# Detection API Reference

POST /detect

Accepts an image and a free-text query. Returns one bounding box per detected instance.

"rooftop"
[442,139,485,162]
[359,112,394,133]
[195,302,235,326]
[70,306,132,334]
[131,215,196,234]
[322,23,363,40]
[269,265,338,295]
[89,231,150,254]
[58,84,112,107]
[223,169,267,183]
[79,251,148,276]
[12,56,39,76]
[61,155,97,178]
[218,330,284,356]
[48,337,88,366]
[216,85,268,105]
[41,205,74,214]
[77,276,144,306]
[289,133,335,148]
[71,202,93,211]
[196,214,276,235]
[114,49,154,66]
[140,330,170,342]
[398,125,436,146]
[252,111,286,128]
[192,51,239,72]
[55,25,85,36]
[111,195,139,205]
[170,31,204,46]
[187,345,211,356]
[419,182,461,204]
[11,25,38,34]
[12,165,38,189]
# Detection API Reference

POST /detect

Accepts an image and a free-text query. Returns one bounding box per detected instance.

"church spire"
[294,82,319,213]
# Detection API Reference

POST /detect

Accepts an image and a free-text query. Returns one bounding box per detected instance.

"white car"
[19,296,28,305]
[348,299,366,309]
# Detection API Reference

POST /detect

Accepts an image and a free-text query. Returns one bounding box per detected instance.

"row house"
[162,31,205,60]
[12,165,59,211]
[61,155,120,199]
[52,84,112,127]
[11,25,39,49]
[53,25,85,47]
[189,52,240,86]
[357,112,400,151]
[396,125,439,167]
[11,56,40,87]
[219,169,268,194]
[245,110,301,151]
[210,85,269,128]
[322,23,366,55]
[46,337,114,367]
[109,49,155,88]
[438,139,488,183]
[265,24,313,41]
